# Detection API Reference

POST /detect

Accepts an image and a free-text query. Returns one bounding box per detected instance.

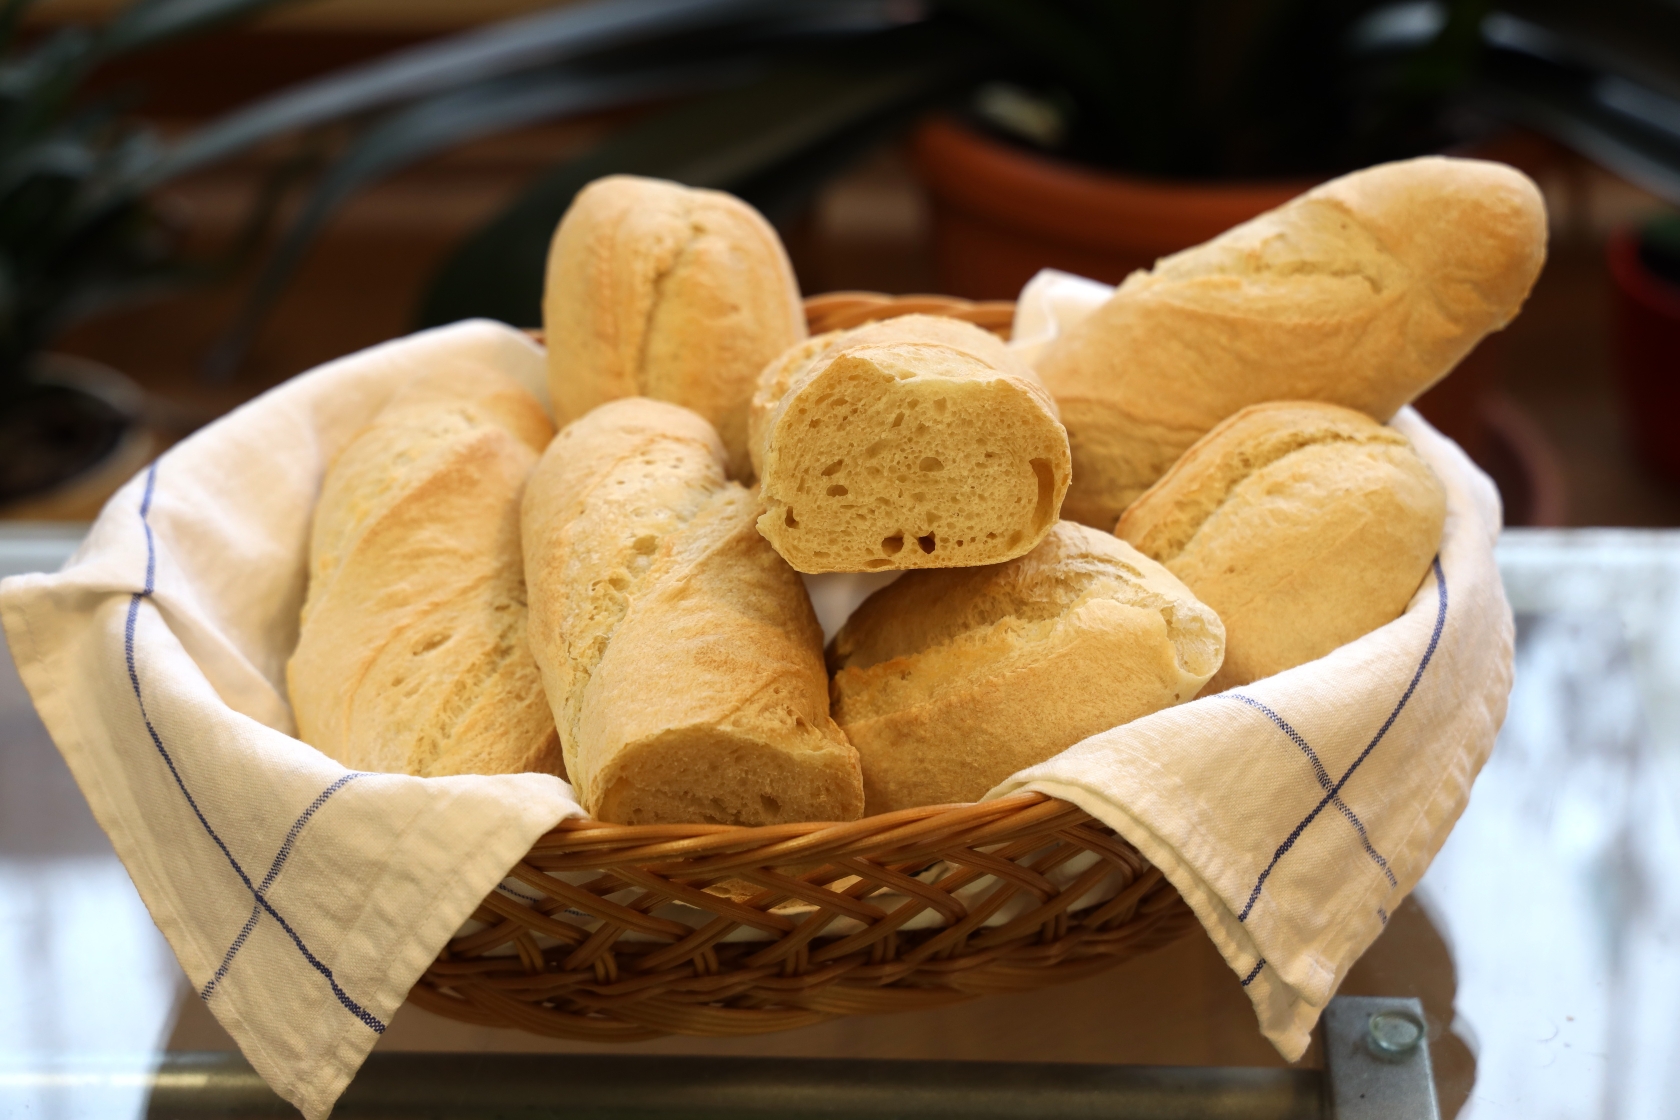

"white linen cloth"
[990,270,1514,1059]
[0,292,1511,1112]
[0,322,586,1119]
[1008,267,1118,366]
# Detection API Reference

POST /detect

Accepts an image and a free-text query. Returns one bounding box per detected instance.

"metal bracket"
[1322,995,1442,1120]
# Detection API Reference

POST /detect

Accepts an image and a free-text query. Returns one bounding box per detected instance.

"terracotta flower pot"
[1608,226,1680,486]
[909,117,1314,299]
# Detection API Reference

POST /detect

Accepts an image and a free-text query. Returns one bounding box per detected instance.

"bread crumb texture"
[543,175,806,481]
[522,397,862,826]
[1118,400,1447,694]
[287,360,563,779]
[1036,155,1546,528]
[751,315,1071,573]
[829,521,1223,813]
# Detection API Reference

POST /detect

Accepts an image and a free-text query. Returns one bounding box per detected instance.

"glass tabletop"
[2,524,1677,1119]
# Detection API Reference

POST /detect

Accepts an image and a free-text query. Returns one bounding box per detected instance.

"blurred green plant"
[407,0,1680,333]
[0,0,308,501]
[415,0,1498,330]
[204,2,991,372]
[4,0,1678,503]
[0,0,310,391]
[0,0,953,498]
[44,0,1670,382]
[938,0,1494,177]
[5,0,1484,410]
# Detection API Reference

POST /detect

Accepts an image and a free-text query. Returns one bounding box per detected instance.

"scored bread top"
[302,365,552,616]
[521,400,725,768]
[1035,155,1545,527]
[521,396,862,825]
[1117,400,1446,693]
[830,520,1223,717]
[1118,400,1430,559]
[288,360,562,778]
[1109,156,1546,426]
[752,315,1071,574]
[542,175,805,480]
[828,520,1224,812]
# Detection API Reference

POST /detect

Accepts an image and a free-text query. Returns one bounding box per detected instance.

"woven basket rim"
[534,790,1054,858]
[802,290,1014,337]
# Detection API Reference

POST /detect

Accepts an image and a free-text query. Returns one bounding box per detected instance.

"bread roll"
[829,521,1223,813]
[1117,401,1446,694]
[522,397,863,825]
[543,175,805,480]
[751,315,1071,574]
[1037,156,1547,526]
[287,362,561,778]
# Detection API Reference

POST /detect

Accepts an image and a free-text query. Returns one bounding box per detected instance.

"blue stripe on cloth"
[201,772,368,1001]
[1241,959,1266,987]
[1235,557,1448,924]
[125,463,385,1033]
[140,466,156,594]
[497,883,546,906]
[1219,694,1397,888]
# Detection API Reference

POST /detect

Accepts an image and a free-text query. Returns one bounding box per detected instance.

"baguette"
[287,361,561,777]
[750,315,1071,574]
[829,521,1223,812]
[522,397,863,825]
[1037,156,1546,526]
[1117,401,1446,694]
[542,175,805,480]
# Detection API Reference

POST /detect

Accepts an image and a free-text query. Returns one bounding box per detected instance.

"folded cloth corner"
[988,405,1512,1059]
[0,320,586,1120]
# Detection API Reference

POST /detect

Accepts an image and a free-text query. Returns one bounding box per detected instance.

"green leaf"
[201,57,757,377]
[420,24,988,330]
[145,0,811,185]
[95,0,303,58]
[0,28,101,148]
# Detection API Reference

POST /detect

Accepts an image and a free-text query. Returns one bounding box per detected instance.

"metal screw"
[1366,1009,1425,1061]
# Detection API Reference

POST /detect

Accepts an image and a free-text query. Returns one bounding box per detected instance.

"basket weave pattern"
[412,793,1194,1040]
[412,295,1192,1040]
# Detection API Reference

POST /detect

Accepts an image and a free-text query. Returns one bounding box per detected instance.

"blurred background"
[2,0,1679,529]
[5,8,1680,1115]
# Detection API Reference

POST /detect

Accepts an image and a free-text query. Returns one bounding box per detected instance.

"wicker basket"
[410,293,1194,1041]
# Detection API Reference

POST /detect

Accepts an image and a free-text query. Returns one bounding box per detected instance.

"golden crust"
[521,397,863,825]
[1037,156,1547,527]
[829,521,1223,812]
[542,175,805,481]
[287,360,562,778]
[1117,401,1447,693]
